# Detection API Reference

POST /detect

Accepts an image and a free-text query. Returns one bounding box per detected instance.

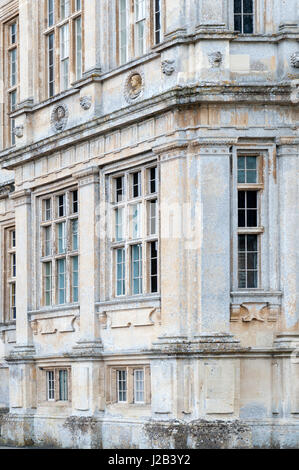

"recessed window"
[109,365,150,405]
[234,0,254,34]
[154,0,162,45]
[40,190,79,307]
[236,154,262,290]
[46,368,70,402]
[117,370,127,402]
[111,166,159,298]
[134,369,145,403]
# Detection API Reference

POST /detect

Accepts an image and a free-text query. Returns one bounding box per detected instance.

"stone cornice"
[0,83,295,170]
[10,188,31,206]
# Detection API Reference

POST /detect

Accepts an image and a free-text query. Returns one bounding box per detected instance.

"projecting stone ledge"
[152,334,240,353]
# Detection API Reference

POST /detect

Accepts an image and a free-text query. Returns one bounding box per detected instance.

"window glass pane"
[149,200,157,235]
[57,258,66,304]
[234,0,242,13]
[72,190,78,214]
[10,23,17,44]
[72,256,79,302]
[238,235,246,251]
[10,283,16,319]
[45,226,52,256]
[48,0,54,26]
[116,248,125,296]
[58,194,65,217]
[134,369,144,403]
[149,167,157,194]
[116,208,124,241]
[75,17,82,79]
[119,0,128,64]
[116,176,124,202]
[244,0,253,14]
[60,0,70,19]
[45,198,52,221]
[48,33,55,97]
[155,0,161,44]
[247,234,257,252]
[10,49,17,86]
[44,262,52,306]
[247,270,257,288]
[247,210,257,227]
[76,0,81,11]
[58,222,66,254]
[59,370,68,401]
[10,90,17,112]
[246,157,256,170]
[132,204,141,238]
[132,171,141,198]
[132,244,142,294]
[150,241,158,293]
[47,371,55,400]
[117,370,127,402]
[72,219,78,250]
[234,14,242,32]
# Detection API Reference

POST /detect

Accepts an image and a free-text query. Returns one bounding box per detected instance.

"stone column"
[70,167,104,420]
[194,143,232,338]
[83,0,102,76]
[277,142,299,334]
[196,0,226,31]
[164,0,187,39]
[18,0,34,105]
[10,189,34,353]
[7,189,36,422]
[72,166,102,353]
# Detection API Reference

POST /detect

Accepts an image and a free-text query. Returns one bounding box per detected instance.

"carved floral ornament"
[161,59,176,76]
[14,125,24,138]
[230,303,280,323]
[290,52,299,68]
[124,70,144,103]
[80,95,92,110]
[208,51,223,68]
[50,103,68,132]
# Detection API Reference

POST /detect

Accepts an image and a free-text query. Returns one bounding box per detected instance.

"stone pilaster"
[72,166,102,354]
[196,0,226,31]
[164,0,187,39]
[277,141,299,334]
[10,189,34,354]
[83,0,102,77]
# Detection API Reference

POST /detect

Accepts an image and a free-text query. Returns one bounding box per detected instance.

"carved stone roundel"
[290,52,299,68]
[51,103,68,132]
[124,70,144,103]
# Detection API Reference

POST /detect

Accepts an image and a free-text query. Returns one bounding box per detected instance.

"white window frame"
[108,163,159,299]
[39,188,79,308]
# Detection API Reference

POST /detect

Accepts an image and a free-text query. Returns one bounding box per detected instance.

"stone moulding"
[98,307,161,330]
[30,315,79,336]
[230,303,280,322]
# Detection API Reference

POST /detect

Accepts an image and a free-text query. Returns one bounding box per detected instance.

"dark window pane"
[239,252,246,270]
[234,0,242,13]
[244,0,253,13]
[247,191,257,208]
[238,191,246,208]
[247,209,257,227]
[238,271,246,288]
[247,271,257,288]
[247,235,257,252]
[238,210,246,227]
[244,15,253,34]
[238,235,246,251]
[234,14,242,32]
[247,253,257,270]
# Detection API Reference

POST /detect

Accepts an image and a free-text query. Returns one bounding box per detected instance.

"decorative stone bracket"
[230,303,280,323]
[30,315,80,336]
[98,307,161,330]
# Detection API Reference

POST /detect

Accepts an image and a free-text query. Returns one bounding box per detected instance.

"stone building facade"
[0,0,298,449]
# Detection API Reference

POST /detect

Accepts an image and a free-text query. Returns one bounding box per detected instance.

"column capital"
[10,189,32,206]
[72,166,100,187]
